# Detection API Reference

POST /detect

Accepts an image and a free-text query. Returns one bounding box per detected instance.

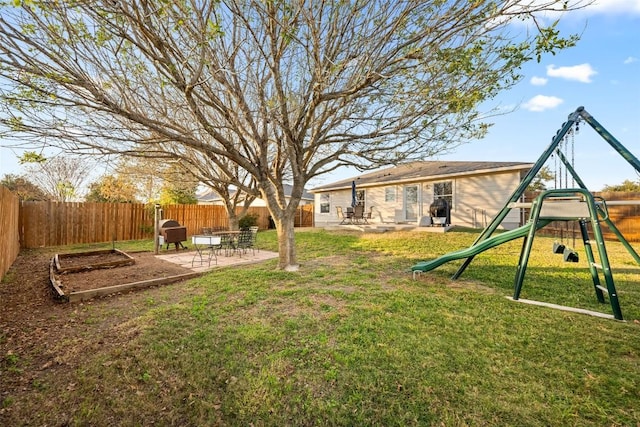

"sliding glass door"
[403,185,419,221]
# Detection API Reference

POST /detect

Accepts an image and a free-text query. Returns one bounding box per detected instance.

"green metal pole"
[555,149,589,190]
[578,108,640,174]
[597,205,640,266]
[582,189,623,320]
[579,219,605,303]
[513,196,545,299]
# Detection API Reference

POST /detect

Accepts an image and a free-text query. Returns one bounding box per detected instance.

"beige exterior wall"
[452,172,522,230]
[313,170,524,230]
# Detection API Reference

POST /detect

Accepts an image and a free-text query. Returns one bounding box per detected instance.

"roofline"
[310,163,534,193]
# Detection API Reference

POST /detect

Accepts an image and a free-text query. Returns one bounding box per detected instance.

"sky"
[312,0,640,191]
[1,0,639,192]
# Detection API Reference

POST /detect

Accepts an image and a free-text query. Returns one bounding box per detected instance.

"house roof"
[197,183,314,202]
[310,161,534,192]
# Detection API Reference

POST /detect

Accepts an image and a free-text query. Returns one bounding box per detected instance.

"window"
[355,189,365,206]
[385,187,396,202]
[320,194,330,213]
[433,181,453,209]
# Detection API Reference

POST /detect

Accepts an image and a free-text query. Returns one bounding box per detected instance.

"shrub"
[238,213,258,229]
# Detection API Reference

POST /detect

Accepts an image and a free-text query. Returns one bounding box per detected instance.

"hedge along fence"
[0,186,20,280]
[17,201,313,249]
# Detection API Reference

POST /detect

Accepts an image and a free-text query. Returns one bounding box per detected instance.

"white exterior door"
[403,185,419,221]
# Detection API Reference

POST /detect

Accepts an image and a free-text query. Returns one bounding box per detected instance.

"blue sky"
[436,0,640,191]
[317,0,640,191]
[1,1,639,192]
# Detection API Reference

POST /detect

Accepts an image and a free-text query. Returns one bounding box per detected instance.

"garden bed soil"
[50,251,195,299]
[54,249,135,273]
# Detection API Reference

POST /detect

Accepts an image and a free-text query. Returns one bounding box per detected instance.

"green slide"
[411,221,549,273]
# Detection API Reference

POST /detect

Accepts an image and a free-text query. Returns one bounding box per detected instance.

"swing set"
[411,106,640,320]
[550,123,580,262]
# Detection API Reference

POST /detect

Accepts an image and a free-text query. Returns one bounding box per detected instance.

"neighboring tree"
[85,175,139,203]
[527,166,555,191]
[0,173,48,201]
[158,174,199,205]
[0,1,585,269]
[159,184,197,205]
[18,153,93,202]
[111,157,166,203]
[153,161,199,204]
[601,180,640,192]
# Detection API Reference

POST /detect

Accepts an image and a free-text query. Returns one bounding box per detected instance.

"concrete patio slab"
[156,248,279,273]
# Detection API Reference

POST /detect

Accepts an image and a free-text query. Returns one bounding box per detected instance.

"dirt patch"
[54,251,193,294]
[0,249,203,425]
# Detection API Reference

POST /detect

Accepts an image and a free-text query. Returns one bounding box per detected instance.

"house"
[197,184,314,207]
[310,161,534,230]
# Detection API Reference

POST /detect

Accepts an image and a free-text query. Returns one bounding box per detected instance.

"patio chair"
[246,226,259,253]
[236,229,256,256]
[362,206,374,224]
[352,205,364,223]
[220,233,236,256]
[337,206,350,224]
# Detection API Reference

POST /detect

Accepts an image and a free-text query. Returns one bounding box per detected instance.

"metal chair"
[337,206,350,224]
[352,205,364,223]
[220,233,236,256]
[362,206,374,224]
[235,229,255,256]
[249,226,259,252]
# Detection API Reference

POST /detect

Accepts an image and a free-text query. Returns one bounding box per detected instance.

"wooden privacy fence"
[18,201,314,249]
[0,186,20,280]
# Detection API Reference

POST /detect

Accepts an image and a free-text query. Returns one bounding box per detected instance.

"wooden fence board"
[0,186,20,280]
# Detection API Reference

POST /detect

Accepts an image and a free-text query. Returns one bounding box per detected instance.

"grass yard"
[1,228,639,426]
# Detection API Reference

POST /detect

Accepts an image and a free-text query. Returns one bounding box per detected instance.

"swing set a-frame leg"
[579,219,605,304]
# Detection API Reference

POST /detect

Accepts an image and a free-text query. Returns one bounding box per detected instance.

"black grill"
[159,219,187,250]
[429,198,450,226]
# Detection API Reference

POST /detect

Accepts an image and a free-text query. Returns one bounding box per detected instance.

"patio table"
[191,235,222,267]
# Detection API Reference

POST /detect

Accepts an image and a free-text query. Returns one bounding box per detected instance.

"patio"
[156,247,279,273]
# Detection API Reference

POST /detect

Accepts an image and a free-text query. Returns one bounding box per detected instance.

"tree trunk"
[223,203,241,231]
[227,214,240,231]
[272,213,298,271]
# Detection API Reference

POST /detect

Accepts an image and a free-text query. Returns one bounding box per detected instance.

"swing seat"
[563,247,579,262]
[553,241,565,254]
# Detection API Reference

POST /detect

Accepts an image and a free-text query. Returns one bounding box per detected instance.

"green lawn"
[3,228,640,426]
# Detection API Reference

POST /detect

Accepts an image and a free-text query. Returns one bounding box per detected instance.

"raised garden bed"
[54,249,135,273]
[49,250,198,302]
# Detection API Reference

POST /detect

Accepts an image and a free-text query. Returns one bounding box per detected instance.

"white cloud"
[585,0,640,15]
[530,76,548,86]
[546,64,597,83]
[523,95,564,112]
[624,56,638,64]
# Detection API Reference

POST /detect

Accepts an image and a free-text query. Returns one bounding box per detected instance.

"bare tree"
[0,0,586,269]
[19,154,93,202]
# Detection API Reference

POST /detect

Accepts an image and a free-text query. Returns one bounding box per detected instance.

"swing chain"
[571,123,576,187]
